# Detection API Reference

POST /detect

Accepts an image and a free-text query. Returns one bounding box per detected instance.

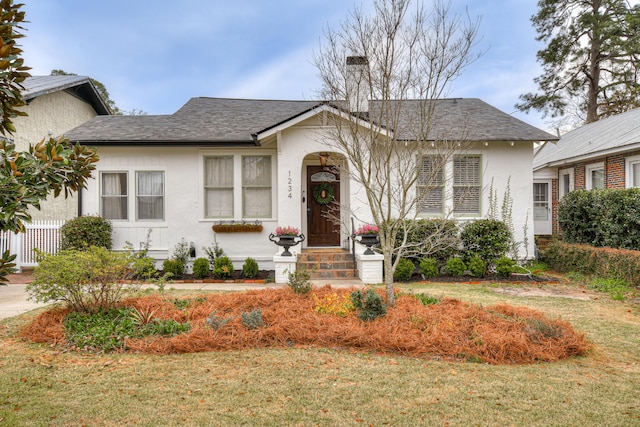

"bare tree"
[314,0,480,304]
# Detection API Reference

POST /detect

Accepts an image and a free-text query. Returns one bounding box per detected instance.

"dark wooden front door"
[307,166,340,246]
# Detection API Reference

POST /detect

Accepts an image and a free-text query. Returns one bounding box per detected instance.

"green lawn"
[1,281,639,426]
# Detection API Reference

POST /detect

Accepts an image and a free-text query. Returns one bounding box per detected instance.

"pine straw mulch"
[20,286,591,365]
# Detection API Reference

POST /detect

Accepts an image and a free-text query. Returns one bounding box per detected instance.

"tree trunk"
[586,0,601,123]
[383,252,395,306]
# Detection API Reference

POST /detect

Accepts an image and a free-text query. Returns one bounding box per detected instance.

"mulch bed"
[21,286,590,365]
[170,270,273,283]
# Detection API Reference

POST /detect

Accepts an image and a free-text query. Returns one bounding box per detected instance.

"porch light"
[319,152,330,167]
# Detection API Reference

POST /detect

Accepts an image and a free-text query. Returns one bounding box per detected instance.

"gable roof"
[21,75,111,115]
[64,97,556,146]
[534,107,640,170]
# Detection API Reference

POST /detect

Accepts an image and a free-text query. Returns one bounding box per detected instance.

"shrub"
[495,256,515,278]
[242,257,259,278]
[467,256,487,278]
[413,293,440,305]
[419,257,439,279]
[445,257,466,276]
[351,289,386,321]
[28,246,130,312]
[60,215,112,250]
[460,219,511,263]
[391,219,460,262]
[393,258,415,281]
[192,257,210,279]
[202,237,225,266]
[213,256,234,279]
[172,238,191,265]
[313,292,355,317]
[241,308,265,329]
[123,229,158,281]
[162,259,184,278]
[288,268,311,295]
[206,310,233,330]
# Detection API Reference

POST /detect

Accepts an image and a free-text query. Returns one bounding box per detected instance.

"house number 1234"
[288,171,293,199]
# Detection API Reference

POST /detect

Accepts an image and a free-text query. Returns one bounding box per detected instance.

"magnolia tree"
[314,0,480,304]
[0,0,99,283]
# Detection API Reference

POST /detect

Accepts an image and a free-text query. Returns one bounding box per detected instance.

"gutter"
[534,141,640,171]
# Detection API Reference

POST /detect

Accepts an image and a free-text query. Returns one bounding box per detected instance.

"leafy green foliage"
[192,257,210,279]
[287,268,311,295]
[391,218,460,263]
[445,257,466,276]
[558,188,640,250]
[28,247,131,312]
[589,277,632,301]
[60,215,112,250]
[495,256,515,278]
[123,229,158,281]
[171,239,191,265]
[419,257,439,279]
[241,308,264,330]
[350,289,386,321]
[393,258,415,281]
[213,256,234,279]
[242,257,259,278]
[63,307,190,352]
[467,256,487,278]
[0,249,16,285]
[202,237,224,266]
[461,219,511,264]
[516,0,640,122]
[413,293,440,306]
[162,259,184,279]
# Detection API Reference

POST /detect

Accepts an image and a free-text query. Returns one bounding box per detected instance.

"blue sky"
[21,0,549,130]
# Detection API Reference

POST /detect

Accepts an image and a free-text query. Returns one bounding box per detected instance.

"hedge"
[541,240,640,286]
[558,188,640,250]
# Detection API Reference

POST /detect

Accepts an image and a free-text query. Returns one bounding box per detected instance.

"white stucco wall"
[12,91,100,221]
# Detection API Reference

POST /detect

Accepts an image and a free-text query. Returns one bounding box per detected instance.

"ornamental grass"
[20,285,590,365]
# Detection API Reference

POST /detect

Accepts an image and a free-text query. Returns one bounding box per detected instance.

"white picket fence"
[0,220,64,272]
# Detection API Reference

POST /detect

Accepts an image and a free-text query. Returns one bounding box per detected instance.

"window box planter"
[212,223,263,233]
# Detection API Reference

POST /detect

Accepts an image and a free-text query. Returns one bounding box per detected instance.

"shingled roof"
[64,97,555,145]
[22,75,111,115]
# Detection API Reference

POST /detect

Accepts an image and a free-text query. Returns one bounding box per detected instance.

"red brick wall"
[606,154,625,188]
[574,163,586,190]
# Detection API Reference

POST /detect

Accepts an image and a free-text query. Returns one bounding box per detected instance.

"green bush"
[213,256,234,279]
[242,257,259,278]
[419,257,439,279]
[123,230,158,281]
[393,258,415,281]
[559,188,640,249]
[495,256,515,278]
[172,238,191,265]
[192,257,210,279]
[28,246,130,312]
[467,256,487,278]
[241,308,265,329]
[288,268,311,295]
[413,293,440,305]
[542,240,640,286]
[60,215,112,250]
[460,219,511,263]
[162,259,184,278]
[445,257,466,276]
[391,219,460,262]
[351,289,386,321]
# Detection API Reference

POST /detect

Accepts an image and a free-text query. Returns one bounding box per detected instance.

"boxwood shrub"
[60,215,112,250]
[460,219,511,263]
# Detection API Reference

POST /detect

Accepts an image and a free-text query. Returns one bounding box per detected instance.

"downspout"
[77,186,83,217]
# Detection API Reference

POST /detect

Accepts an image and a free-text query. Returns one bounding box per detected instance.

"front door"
[533,181,552,235]
[307,166,340,246]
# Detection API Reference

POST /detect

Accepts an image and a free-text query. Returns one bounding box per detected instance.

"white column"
[273,253,297,284]
[356,253,383,284]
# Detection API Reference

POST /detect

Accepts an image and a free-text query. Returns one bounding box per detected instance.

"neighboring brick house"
[533,108,640,236]
[11,75,110,220]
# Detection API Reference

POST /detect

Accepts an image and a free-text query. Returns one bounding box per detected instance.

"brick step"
[297,261,356,270]
[306,269,358,279]
[297,249,357,279]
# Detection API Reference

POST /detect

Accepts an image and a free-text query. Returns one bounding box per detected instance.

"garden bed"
[168,270,274,283]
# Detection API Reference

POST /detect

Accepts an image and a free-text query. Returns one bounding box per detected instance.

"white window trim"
[559,168,574,199]
[98,167,167,224]
[199,150,277,221]
[626,155,640,188]
[135,170,165,221]
[585,162,604,190]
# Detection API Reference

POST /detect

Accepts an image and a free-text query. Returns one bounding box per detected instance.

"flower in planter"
[354,224,379,235]
[274,226,300,236]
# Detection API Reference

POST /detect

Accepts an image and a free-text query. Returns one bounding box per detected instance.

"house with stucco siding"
[64,84,555,276]
[11,75,110,221]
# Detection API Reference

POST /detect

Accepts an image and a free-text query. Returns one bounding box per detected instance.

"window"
[204,156,234,218]
[418,156,444,214]
[453,155,481,214]
[101,172,128,220]
[559,168,574,198]
[136,171,164,220]
[586,162,604,190]
[626,155,640,188]
[242,155,272,217]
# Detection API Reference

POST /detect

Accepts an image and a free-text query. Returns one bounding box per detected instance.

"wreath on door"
[313,182,335,205]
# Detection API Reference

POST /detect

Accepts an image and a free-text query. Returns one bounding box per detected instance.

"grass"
[1,280,639,426]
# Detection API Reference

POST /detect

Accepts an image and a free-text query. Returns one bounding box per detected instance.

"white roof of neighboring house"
[21,75,111,115]
[534,107,640,170]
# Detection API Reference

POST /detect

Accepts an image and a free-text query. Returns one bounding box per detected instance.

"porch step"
[297,249,358,279]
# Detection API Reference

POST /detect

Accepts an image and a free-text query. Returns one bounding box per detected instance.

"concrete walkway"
[0,278,365,320]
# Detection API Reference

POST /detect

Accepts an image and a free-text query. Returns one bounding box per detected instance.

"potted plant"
[353,224,379,255]
[268,226,305,256]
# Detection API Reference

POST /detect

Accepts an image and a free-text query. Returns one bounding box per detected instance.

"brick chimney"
[346,56,369,114]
